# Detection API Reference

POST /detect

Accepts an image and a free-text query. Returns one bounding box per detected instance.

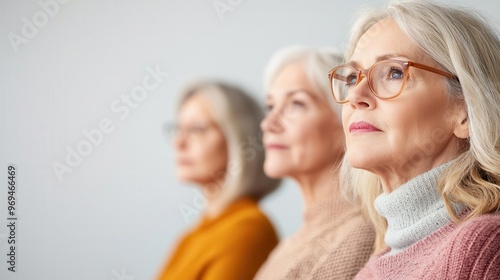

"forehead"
[270,63,310,90]
[268,62,322,101]
[178,93,213,120]
[350,19,423,66]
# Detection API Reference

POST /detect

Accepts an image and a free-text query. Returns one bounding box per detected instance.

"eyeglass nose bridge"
[350,68,374,95]
[355,69,369,86]
[346,67,382,102]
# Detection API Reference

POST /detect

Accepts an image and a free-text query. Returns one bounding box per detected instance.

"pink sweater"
[355,214,500,279]
[356,163,500,279]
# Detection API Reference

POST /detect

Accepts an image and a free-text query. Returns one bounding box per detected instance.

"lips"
[265,143,289,150]
[177,158,192,165]
[349,121,382,133]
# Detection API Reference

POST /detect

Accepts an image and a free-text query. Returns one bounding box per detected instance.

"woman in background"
[157,81,280,280]
[255,46,375,280]
[329,0,500,278]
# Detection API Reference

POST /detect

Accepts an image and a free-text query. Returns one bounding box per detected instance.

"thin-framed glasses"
[328,59,457,103]
[163,122,216,140]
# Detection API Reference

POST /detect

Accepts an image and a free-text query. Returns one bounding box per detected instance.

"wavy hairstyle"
[341,0,500,252]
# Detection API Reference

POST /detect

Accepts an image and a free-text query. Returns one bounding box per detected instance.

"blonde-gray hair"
[342,0,500,252]
[263,46,344,116]
[177,81,281,214]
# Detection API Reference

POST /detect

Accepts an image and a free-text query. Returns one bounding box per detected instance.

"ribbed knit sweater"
[354,164,500,279]
[254,194,375,280]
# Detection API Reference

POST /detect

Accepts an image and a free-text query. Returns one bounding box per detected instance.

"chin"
[263,161,289,179]
[176,168,197,183]
[176,174,193,183]
[347,150,377,171]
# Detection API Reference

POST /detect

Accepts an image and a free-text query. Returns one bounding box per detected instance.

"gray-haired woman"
[157,81,280,280]
[331,0,500,279]
[255,46,375,280]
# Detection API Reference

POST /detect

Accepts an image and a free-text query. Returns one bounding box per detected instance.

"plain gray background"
[1,0,499,279]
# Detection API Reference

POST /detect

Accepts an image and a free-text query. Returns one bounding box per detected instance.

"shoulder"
[332,211,376,247]
[453,213,500,245]
[218,198,278,243]
[444,214,500,278]
[311,212,376,279]
[337,210,375,250]
[225,198,275,228]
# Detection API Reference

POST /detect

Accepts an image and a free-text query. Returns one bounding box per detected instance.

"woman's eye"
[282,100,306,118]
[191,127,205,134]
[265,104,274,113]
[345,74,358,86]
[191,124,210,134]
[387,67,404,80]
[292,100,305,107]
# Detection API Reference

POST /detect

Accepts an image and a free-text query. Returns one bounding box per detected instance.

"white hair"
[263,46,344,117]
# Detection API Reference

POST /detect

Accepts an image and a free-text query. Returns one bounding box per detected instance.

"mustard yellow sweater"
[157,198,278,280]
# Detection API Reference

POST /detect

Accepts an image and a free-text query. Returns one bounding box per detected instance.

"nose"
[174,130,188,151]
[347,74,376,110]
[261,109,284,134]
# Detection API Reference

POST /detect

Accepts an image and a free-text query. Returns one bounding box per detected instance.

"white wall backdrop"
[1,0,498,279]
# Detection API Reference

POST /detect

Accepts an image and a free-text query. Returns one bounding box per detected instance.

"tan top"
[254,195,375,280]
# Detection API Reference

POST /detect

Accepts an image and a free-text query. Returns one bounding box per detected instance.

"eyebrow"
[266,89,319,101]
[347,53,413,68]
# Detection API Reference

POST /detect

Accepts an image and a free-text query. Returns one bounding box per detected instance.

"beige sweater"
[255,195,375,280]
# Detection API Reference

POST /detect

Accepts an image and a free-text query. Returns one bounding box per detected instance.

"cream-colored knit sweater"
[255,195,375,280]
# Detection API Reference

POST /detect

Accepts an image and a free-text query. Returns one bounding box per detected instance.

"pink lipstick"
[349,121,382,133]
[266,143,289,150]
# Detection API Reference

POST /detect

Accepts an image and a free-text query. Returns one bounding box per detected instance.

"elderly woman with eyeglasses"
[330,0,500,279]
[157,81,281,280]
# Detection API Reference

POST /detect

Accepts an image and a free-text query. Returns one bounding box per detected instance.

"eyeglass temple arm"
[408,62,457,79]
[328,72,347,82]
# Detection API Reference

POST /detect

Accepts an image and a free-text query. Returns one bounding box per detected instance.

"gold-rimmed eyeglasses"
[328,59,457,103]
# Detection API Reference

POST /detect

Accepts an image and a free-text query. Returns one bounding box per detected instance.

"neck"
[200,179,225,217]
[378,163,438,194]
[377,145,461,193]
[293,163,341,209]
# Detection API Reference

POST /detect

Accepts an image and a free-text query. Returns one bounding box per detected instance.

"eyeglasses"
[328,59,457,103]
[163,122,216,140]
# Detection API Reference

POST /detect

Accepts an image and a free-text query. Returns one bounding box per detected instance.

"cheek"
[287,120,315,160]
[192,138,227,176]
[291,116,341,166]
[341,106,353,146]
[383,99,455,158]
[342,106,352,132]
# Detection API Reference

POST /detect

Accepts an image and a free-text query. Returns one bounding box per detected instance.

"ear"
[453,104,469,139]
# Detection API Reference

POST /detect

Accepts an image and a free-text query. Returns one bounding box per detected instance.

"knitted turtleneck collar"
[374,162,465,255]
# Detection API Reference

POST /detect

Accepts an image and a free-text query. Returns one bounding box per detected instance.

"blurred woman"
[329,0,500,278]
[157,81,281,280]
[254,46,375,280]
